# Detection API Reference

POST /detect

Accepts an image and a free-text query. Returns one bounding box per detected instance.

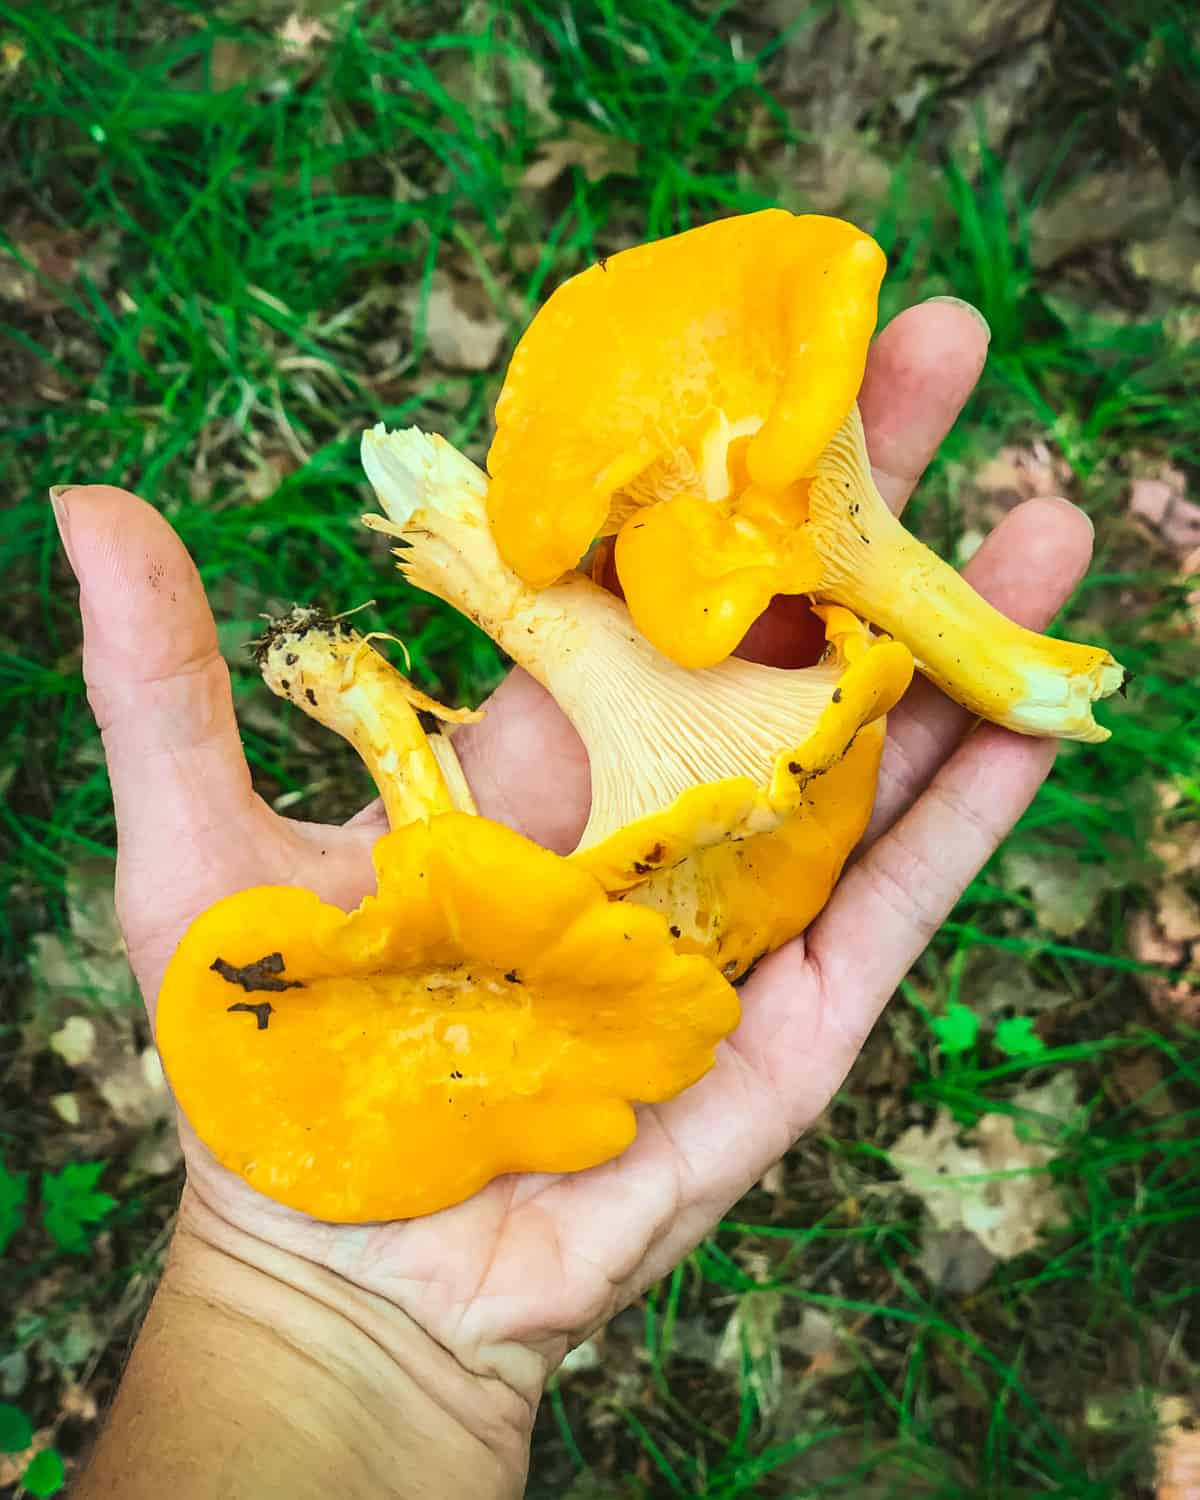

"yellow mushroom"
[157,614,739,1222]
[482,208,1124,741]
[158,816,739,1222]
[360,425,913,891]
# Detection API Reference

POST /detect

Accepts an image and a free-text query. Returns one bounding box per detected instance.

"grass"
[1,0,1198,1494]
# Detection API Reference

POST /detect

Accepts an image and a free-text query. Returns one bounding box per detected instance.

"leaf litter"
[888,1076,1079,1270]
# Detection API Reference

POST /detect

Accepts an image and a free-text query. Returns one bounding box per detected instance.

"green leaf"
[41,1162,117,1254]
[23,1447,67,1498]
[995,1015,1045,1058]
[0,1402,33,1454]
[0,1161,28,1256]
[930,1003,979,1056]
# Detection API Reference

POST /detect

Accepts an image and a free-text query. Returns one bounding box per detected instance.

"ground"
[1,1,1199,1496]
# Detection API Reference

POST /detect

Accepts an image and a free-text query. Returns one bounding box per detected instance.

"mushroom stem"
[256,608,479,826]
[807,407,1124,743]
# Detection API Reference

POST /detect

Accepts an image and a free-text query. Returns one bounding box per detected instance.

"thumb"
[52,485,253,893]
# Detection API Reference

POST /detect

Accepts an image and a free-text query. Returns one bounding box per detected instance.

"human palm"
[63,302,1092,1387]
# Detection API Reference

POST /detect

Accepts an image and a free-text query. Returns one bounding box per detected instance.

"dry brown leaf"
[916,1228,999,1294]
[60,1383,99,1423]
[1003,849,1113,937]
[889,1087,1074,1260]
[277,14,331,51]
[780,1308,858,1378]
[1129,909,1200,1022]
[523,123,638,190]
[1109,1052,1177,1121]
[420,276,505,371]
[51,1093,82,1126]
[974,440,1071,511]
[210,37,270,90]
[50,1015,96,1067]
[1031,162,1173,268]
[1158,881,1200,943]
[1129,467,1200,557]
[716,1289,783,1415]
[0,225,90,312]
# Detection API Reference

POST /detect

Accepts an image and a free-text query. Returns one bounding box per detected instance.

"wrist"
[163,1190,532,1498]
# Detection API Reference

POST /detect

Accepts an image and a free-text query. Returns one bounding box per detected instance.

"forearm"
[76,1197,531,1500]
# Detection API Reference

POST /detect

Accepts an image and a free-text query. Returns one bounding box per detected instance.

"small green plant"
[930,1002,980,1056]
[0,1403,65,1498]
[0,1160,26,1254]
[994,1014,1046,1059]
[40,1162,116,1255]
[21,1446,67,1498]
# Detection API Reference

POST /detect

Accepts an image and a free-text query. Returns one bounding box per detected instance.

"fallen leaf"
[0,1352,27,1400]
[1031,162,1173,268]
[1109,1052,1177,1121]
[1157,881,1200,943]
[0,227,86,312]
[59,1385,98,1423]
[1003,849,1113,937]
[888,1091,1074,1260]
[916,1227,999,1294]
[522,123,638,190]
[1129,467,1200,558]
[780,1308,858,1377]
[1128,910,1200,1022]
[38,1309,101,1372]
[716,1289,783,1415]
[96,1047,171,1131]
[973,440,1071,512]
[50,1095,81,1127]
[962,957,1071,1021]
[49,1017,95,1068]
[210,37,269,91]
[418,276,505,372]
[1130,909,1186,969]
[277,14,330,52]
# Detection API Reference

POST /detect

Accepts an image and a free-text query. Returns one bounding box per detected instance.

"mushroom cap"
[486,209,885,664]
[156,814,739,1222]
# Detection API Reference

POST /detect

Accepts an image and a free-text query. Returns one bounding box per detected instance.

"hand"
[57,300,1093,1471]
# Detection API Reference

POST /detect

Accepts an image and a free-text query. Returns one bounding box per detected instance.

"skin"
[60,300,1096,1498]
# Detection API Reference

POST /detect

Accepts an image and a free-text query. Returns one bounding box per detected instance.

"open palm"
[60,301,1093,1396]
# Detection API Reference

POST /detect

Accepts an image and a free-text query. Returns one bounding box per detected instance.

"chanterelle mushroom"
[481,208,1125,741]
[360,426,913,891]
[157,620,739,1222]
[157,817,739,1221]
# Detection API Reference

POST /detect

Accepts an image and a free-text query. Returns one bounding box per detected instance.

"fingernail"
[924,295,992,344]
[1063,497,1095,541]
[48,485,79,575]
